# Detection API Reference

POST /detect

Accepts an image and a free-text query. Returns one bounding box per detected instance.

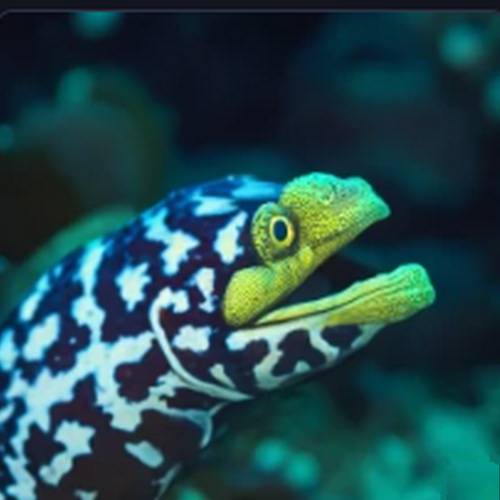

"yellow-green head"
[151,173,435,397]
[223,173,397,327]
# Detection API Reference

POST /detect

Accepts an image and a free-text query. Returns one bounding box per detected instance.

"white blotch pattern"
[155,287,189,314]
[4,454,37,499]
[78,241,107,296]
[226,312,340,390]
[53,264,63,279]
[153,465,181,500]
[0,403,14,424]
[293,360,311,375]
[232,179,280,200]
[150,287,250,402]
[0,328,17,371]
[19,274,50,322]
[4,241,107,498]
[71,241,107,341]
[142,206,169,241]
[125,441,164,468]
[23,313,60,361]
[145,207,199,275]
[173,325,212,353]
[72,295,105,340]
[3,328,194,497]
[162,231,199,276]
[74,490,98,500]
[194,196,236,216]
[116,262,151,312]
[352,324,383,350]
[190,268,216,313]
[39,421,95,485]
[214,212,247,264]
[209,363,236,389]
[308,328,340,360]
[92,331,157,431]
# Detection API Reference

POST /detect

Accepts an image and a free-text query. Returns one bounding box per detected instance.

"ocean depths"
[1,11,499,500]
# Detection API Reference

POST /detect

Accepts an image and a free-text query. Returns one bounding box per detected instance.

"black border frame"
[1,1,499,13]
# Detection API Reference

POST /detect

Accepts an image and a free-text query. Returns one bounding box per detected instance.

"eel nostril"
[338,184,357,200]
[339,188,350,199]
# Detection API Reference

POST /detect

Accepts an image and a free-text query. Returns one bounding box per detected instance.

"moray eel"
[0,173,435,499]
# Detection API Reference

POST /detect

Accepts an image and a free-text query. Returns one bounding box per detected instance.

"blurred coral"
[166,367,499,500]
[1,66,175,262]
[71,12,123,40]
[0,147,82,261]
[19,66,175,211]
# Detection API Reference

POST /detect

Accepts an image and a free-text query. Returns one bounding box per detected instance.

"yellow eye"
[270,216,295,247]
[252,203,296,263]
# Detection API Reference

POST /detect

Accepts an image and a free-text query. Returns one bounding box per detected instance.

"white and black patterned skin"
[0,176,364,500]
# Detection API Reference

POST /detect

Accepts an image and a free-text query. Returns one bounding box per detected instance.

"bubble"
[439,24,485,71]
[71,11,122,40]
[283,451,320,489]
[252,437,289,472]
[176,487,209,500]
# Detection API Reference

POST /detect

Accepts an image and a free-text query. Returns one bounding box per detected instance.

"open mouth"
[246,177,435,331]
[223,173,435,333]
[255,253,435,329]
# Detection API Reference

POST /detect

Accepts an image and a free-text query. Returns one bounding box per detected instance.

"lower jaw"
[256,261,435,329]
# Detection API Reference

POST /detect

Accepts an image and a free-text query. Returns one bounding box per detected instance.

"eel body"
[0,173,435,499]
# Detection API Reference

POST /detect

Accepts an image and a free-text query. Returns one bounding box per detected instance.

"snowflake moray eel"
[0,173,435,499]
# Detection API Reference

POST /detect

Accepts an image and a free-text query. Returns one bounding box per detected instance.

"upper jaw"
[291,176,391,255]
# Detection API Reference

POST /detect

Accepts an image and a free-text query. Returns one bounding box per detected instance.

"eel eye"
[252,203,297,262]
[270,216,295,247]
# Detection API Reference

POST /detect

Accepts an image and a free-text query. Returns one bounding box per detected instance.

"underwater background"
[1,11,499,500]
